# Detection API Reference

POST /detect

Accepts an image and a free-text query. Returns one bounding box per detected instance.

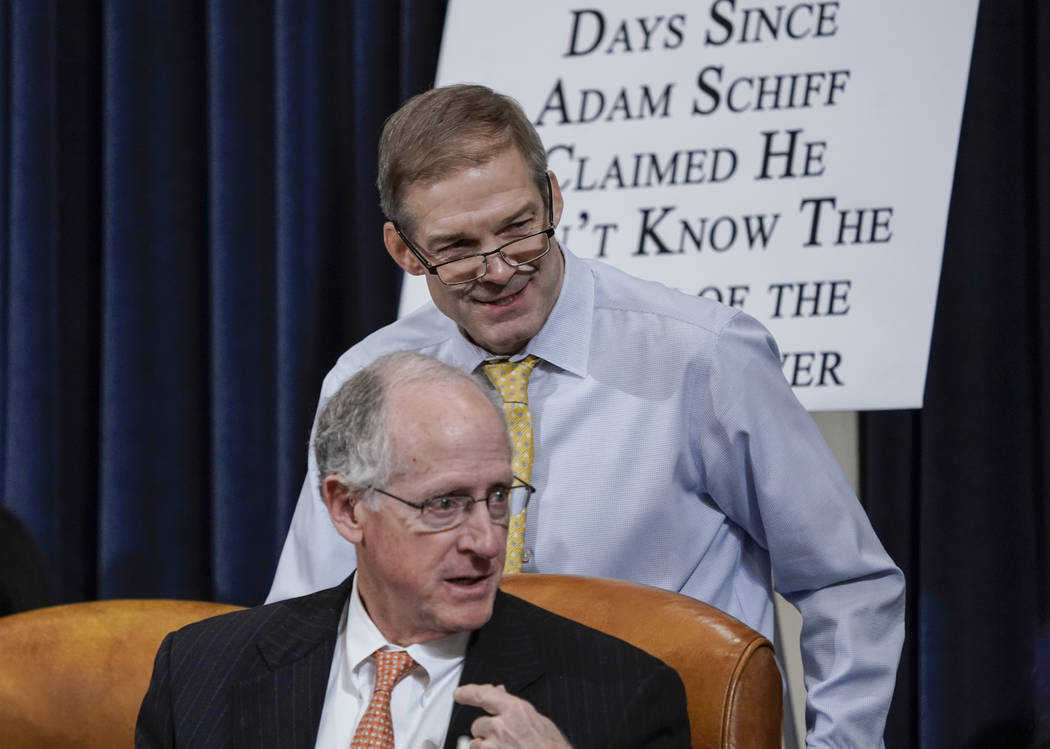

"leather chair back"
[500,573,782,749]
[0,575,781,748]
[0,599,241,748]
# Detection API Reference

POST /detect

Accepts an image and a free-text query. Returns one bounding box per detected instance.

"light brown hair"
[377,84,548,230]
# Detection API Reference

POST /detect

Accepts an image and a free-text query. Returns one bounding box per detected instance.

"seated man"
[136,352,689,748]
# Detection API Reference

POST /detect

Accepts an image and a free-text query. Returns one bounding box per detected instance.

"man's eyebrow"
[422,230,471,252]
[422,202,541,250]
[498,203,538,227]
[419,229,470,253]
[428,479,515,497]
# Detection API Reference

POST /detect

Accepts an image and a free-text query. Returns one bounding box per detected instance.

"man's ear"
[383,222,426,276]
[547,170,565,228]
[321,476,365,543]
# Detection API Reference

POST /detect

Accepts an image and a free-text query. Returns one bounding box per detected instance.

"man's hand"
[453,683,572,748]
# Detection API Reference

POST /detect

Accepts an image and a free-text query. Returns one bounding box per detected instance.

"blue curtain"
[862,2,1050,746]
[0,0,446,606]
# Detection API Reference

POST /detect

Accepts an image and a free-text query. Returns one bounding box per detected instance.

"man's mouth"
[475,283,527,308]
[445,572,492,588]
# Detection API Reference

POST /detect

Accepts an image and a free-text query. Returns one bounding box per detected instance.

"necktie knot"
[373,649,416,693]
[483,355,540,404]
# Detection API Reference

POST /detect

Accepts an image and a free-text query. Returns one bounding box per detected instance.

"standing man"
[138,352,689,748]
[270,84,905,747]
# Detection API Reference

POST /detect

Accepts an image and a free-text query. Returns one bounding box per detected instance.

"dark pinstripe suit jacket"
[136,575,690,748]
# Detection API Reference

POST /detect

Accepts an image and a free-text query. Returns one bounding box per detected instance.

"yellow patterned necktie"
[483,355,540,574]
[350,649,417,748]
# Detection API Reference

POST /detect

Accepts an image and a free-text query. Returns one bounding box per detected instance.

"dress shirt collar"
[443,245,594,378]
[343,575,469,702]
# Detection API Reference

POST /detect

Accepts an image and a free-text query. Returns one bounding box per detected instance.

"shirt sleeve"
[699,311,905,748]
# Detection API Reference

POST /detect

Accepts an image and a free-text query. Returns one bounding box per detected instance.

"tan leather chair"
[0,576,780,749]
[500,574,782,749]
[0,598,242,748]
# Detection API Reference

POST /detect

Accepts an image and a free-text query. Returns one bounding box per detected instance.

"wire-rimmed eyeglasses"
[393,175,555,286]
[368,478,535,531]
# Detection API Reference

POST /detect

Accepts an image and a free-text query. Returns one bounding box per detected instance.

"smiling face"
[327,379,511,645]
[384,146,565,355]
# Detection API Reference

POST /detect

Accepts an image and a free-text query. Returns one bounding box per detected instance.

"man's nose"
[458,506,505,558]
[480,251,516,284]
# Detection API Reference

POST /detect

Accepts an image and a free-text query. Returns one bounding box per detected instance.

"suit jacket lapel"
[230,576,353,748]
[445,591,544,746]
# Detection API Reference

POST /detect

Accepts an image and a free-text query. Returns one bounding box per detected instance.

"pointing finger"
[454,683,511,715]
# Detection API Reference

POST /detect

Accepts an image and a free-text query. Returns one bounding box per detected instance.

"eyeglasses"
[368,478,535,531]
[394,175,555,286]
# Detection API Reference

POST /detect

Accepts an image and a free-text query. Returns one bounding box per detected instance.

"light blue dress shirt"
[269,246,905,748]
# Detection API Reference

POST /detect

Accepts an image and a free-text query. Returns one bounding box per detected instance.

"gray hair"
[313,352,504,506]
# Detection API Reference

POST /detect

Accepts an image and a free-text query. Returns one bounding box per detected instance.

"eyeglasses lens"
[436,234,551,285]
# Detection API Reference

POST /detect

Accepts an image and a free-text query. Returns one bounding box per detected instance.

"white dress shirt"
[314,576,470,749]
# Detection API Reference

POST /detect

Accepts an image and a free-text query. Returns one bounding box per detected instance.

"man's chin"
[434,598,496,636]
[461,317,538,356]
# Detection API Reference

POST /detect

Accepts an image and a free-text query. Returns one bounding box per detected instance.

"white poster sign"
[399,0,979,410]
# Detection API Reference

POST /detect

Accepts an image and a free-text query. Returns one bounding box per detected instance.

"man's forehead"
[387,409,510,486]
[387,380,505,442]
[400,147,538,229]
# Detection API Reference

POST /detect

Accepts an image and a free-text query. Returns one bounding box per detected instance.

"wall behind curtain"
[0,0,447,606]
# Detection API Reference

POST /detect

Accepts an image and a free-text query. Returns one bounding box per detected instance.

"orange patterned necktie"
[350,649,417,748]
[483,355,540,574]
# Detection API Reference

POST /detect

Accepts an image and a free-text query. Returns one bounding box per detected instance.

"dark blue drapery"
[0,0,445,605]
[1,1,1047,746]
[861,2,1050,745]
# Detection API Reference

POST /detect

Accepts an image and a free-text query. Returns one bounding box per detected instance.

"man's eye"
[488,490,510,505]
[507,220,534,234]
[435,246,471,260]
[426,497,462,513]
[431,234,476,252]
